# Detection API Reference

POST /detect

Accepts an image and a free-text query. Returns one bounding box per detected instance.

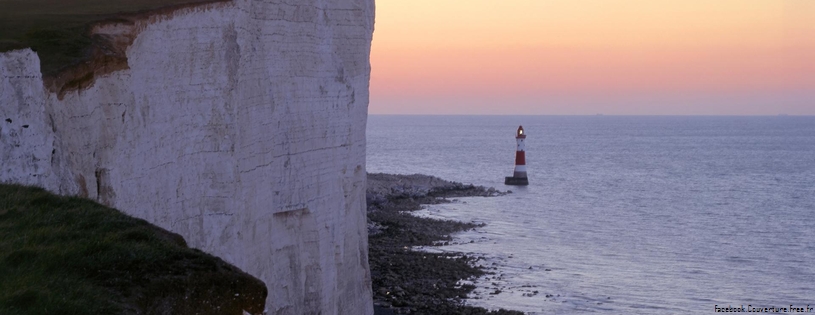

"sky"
[369,0,815,115]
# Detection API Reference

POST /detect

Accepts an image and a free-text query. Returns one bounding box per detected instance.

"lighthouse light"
[519,130,523,135]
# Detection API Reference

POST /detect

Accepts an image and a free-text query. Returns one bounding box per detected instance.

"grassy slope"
[0,0,220,75]
[0,184,265,315]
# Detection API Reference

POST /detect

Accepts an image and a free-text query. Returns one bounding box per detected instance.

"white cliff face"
[0,0,374,314]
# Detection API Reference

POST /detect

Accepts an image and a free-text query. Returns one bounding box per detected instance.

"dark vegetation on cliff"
[0,184,267,315]
[0,0,225,75]
[367,173,524,315]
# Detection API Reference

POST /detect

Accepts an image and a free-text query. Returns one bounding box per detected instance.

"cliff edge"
[0,0,375,314]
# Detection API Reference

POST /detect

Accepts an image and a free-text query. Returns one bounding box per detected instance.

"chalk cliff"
[0,0,374,314]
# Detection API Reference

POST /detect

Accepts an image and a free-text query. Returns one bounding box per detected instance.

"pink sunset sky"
[369,0,815,115]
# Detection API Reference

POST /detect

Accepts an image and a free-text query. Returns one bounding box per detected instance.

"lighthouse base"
[504,176,529,186]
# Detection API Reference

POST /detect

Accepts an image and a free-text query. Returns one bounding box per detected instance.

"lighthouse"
[505,125,529,186]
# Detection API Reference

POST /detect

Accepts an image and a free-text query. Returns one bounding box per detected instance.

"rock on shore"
[367,173,504,201]
[367,173,522,315]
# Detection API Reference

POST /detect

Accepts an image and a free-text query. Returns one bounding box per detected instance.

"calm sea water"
[366,115,815,314]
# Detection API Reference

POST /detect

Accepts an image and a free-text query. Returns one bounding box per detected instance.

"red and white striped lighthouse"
[505,125,529,186]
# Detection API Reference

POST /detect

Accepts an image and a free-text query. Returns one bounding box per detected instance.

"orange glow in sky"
[370,0,815,115]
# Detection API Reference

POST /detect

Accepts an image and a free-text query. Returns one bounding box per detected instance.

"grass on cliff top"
[0,184,230,315]
[0,0,220,75]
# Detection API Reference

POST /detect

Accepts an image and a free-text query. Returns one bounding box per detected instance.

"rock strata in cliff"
[0,1,375,314]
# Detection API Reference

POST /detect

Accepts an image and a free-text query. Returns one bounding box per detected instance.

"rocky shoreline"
[367,173,524,315]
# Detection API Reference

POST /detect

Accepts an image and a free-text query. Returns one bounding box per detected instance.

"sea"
[366,115,815,314]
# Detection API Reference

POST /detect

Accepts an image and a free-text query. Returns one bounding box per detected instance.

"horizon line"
[367,114,814,117]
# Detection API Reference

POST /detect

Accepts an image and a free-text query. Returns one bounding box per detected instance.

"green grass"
[0,0,222,75]
[0,184,265,315]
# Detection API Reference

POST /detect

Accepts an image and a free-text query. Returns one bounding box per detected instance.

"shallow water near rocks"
[367,115,815,314]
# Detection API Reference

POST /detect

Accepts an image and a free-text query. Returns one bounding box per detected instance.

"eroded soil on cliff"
[0,0,228,75]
